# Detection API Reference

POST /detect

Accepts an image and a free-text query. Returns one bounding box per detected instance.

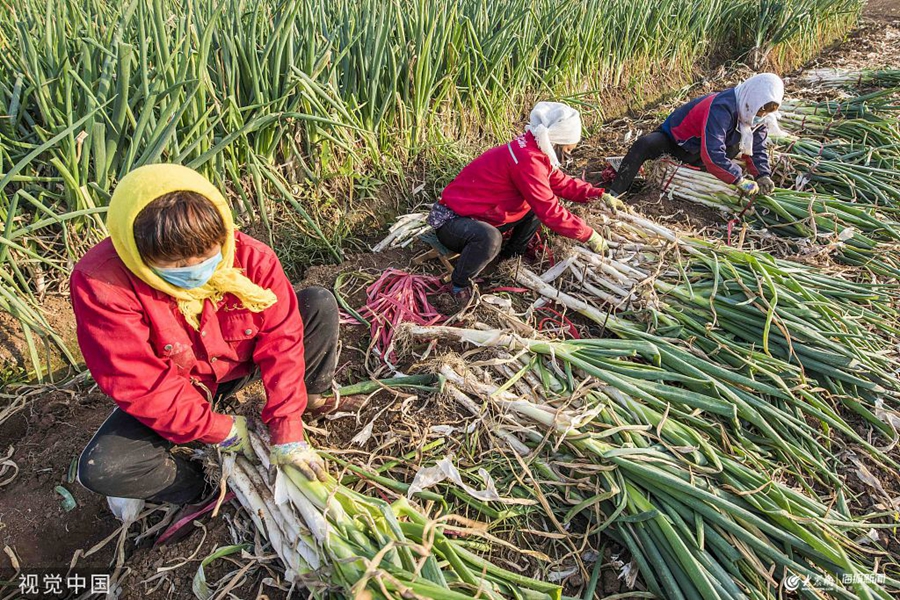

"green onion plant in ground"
[0,0,866,378]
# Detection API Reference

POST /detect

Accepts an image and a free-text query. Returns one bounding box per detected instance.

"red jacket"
[440,132,602,242]
[70,232,307,446]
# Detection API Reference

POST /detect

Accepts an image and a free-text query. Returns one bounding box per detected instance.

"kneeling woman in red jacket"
[73,164,343,506]
[428,102,614,297]
[608,73,784,199]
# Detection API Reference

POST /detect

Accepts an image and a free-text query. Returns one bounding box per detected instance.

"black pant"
[609,130,739,196]
[436,212,540,288]
[77,286,340,504]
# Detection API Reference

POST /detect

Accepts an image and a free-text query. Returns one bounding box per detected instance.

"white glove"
[736,178,759,195]
[585,230,608,254]
[270,441,327,481]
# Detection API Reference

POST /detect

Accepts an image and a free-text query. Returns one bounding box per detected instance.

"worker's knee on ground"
[297,285,337,313]
[484,226,504,259]
[76,440,129,497]
[77,435,178,498]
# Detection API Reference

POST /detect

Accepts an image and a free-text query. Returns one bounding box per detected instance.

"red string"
[155,492,236,547]
[599,164,618,184]
[726,192,757,246]
[359,269,447,363]
[526,229,555,267]
[535,306,581,339]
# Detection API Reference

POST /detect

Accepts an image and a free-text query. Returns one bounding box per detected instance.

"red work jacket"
[70,232,307,446]
[439,131,602,242]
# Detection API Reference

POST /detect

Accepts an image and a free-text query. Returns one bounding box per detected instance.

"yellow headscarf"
[107,164,277,329]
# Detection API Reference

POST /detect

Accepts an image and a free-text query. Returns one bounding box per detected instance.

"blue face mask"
[153,252,223,289]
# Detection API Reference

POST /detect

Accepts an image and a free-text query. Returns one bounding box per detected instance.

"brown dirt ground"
[0,386,119,576]
[3,9,900,600]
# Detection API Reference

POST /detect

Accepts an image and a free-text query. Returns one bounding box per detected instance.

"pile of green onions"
[780,90,900,120]
[777,100,900,149]
[800,68,900,89]
[372,212,431,252]
[402,325,899,600]
[224,426,561,600]
[509,213,900,456]
[772,137,900,209]
[655,161,900,277]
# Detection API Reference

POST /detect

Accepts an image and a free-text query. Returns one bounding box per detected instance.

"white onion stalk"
[222,424,562,600]
[372,212,430,251]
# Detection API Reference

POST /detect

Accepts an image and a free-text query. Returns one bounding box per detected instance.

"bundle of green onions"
[780,90,900,120]
[777,103,900,149]
[510,213,900,451]
[223,426,560,599]
[772,136,900,209]
[654,161,900,277]
[800,68,900,89]
[372,212,431,252]
[402,327,899,600]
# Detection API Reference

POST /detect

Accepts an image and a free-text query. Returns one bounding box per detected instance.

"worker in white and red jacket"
[427,101,619,299]
[608,73,784,199]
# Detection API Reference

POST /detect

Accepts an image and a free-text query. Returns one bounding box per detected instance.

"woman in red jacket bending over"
[72,164,350,508]
[428,102,618,299]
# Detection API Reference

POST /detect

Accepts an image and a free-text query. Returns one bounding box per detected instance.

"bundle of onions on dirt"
[652,160,900,278]
[223,426,561,600]
[505,212,900,472]
[800,68,900,88]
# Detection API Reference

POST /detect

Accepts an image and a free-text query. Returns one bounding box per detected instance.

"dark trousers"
[77,286,340,504]
[436,212,540,288]
[609,130,739,196]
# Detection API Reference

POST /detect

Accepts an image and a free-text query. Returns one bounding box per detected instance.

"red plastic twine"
[359,269,447,364]
[155,492,236,547]
[535,306,581,339]
[527,230,555,267]
[726,192,757,246]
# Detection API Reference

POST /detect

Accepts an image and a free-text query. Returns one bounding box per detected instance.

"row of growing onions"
[0,0,866,378]
[401,324,898,600]
[223,425,561,599]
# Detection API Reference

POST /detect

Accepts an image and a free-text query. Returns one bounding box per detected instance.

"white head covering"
[525,101,582,169]
[733,73,784,156]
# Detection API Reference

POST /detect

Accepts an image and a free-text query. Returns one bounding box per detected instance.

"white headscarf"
[733,73,784,156]
[525,101,582,169]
